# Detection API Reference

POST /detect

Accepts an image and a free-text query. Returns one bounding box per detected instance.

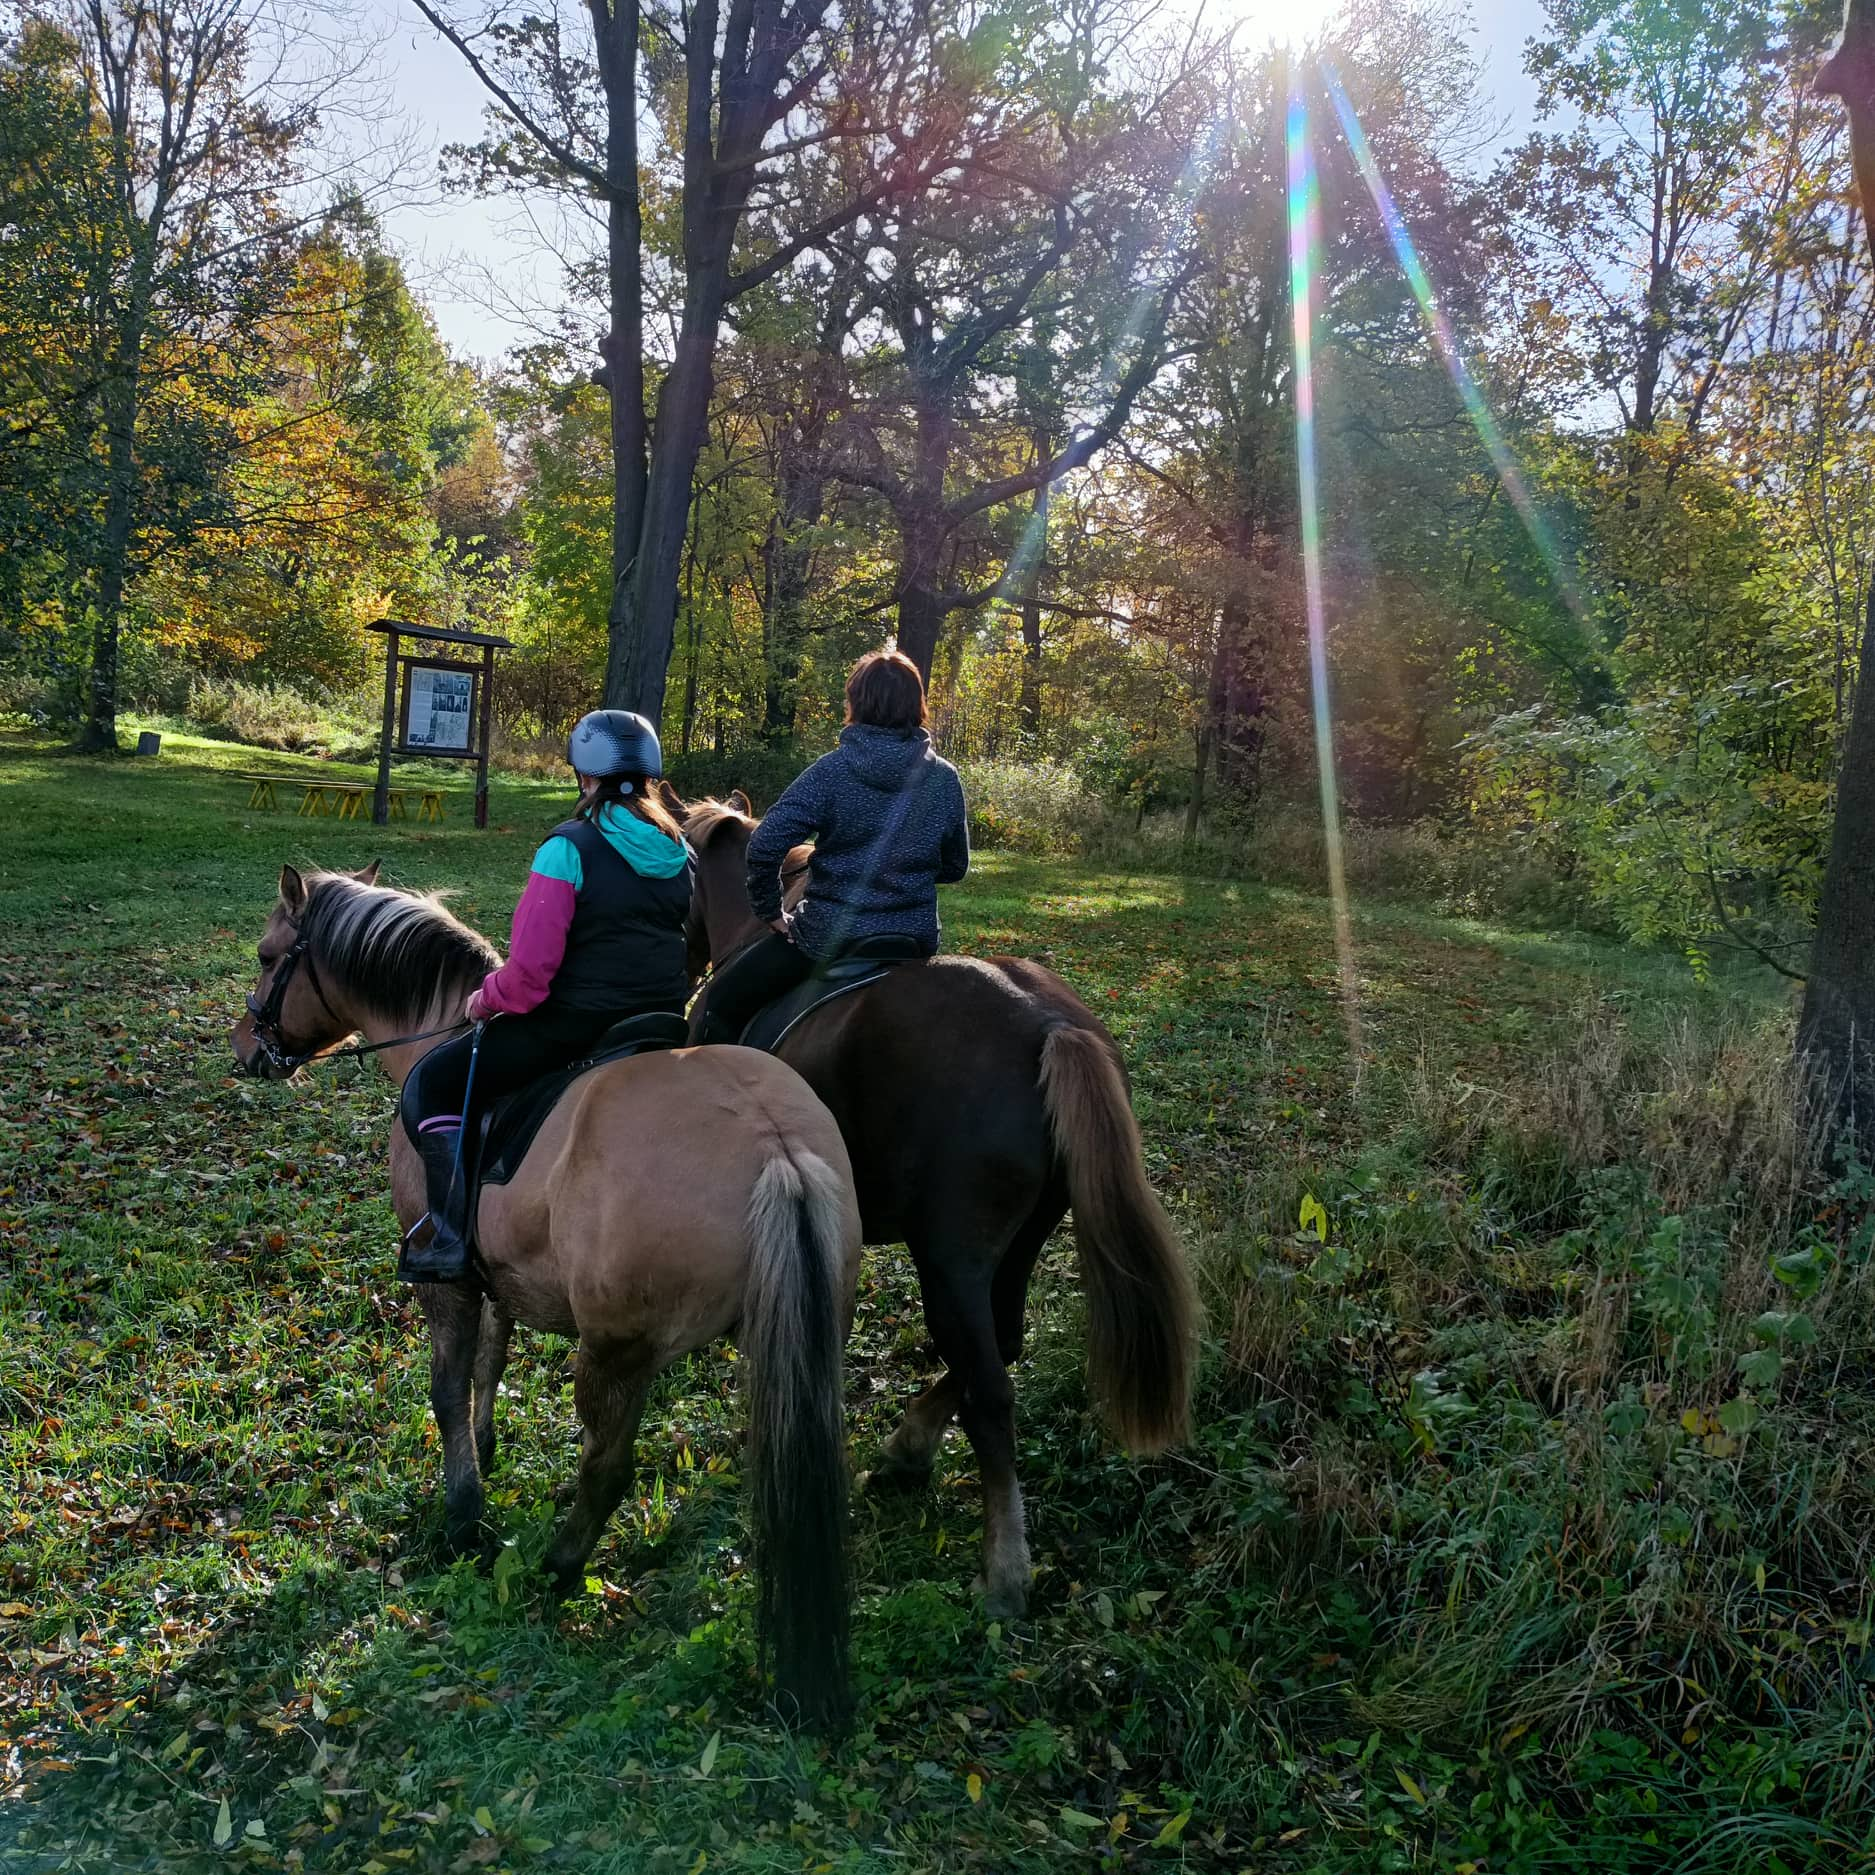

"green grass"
[1,731,1872,1874]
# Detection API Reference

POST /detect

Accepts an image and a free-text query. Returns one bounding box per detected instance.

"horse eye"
[257,949,273,967]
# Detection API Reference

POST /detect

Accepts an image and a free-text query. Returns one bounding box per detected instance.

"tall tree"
[414,0,957,727]
[2,0,338,750]
[1801,0,1875,1151]
[819,3,1205,681]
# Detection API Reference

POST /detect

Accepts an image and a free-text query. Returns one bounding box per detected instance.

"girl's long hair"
[580,772,687,842]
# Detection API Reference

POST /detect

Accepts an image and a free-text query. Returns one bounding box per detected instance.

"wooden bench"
[235,774,444,821]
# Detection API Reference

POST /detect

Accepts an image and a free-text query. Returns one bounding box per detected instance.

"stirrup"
[397,1211,469,1284]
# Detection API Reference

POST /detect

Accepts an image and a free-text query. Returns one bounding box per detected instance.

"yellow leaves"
[965,1772,983,1803]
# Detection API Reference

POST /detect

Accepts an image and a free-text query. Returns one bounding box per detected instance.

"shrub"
[954,757,1093,853]
[1200,996,1875,1856]
[179,677,375,758]
[664,745,812,813]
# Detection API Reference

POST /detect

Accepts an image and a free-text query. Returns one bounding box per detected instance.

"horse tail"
[741,1148,852,1729]
[1039,1024,1200,1455]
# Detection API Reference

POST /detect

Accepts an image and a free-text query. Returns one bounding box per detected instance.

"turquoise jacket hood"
[595,800,691,878]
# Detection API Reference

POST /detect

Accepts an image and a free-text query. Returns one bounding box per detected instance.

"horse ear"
[656,779,685,816]
[729,788,753,817]
[279,864,307,914]
[355,858,381,886]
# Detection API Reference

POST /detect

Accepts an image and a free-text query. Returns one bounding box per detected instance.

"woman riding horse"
[232,863,861,1723]
[697,651,969,1043]
[400,709,694,1282]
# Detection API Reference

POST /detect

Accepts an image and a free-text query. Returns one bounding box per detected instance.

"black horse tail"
[741,1148,852,1729]
[1039,1024,1201,1454]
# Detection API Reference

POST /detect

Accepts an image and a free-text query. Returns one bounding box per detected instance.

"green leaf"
[1396,1767,1427,1806]
[699,1730,720,1777]
[1152,1811,1191,1847]
[1059,1807,1103,1829]
[1298,1193,1329,1242]
[1736,1347,1782,1388]
[212,1798,232,1848]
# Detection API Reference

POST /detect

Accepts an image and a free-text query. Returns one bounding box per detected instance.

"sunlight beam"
[1321,60,1591,630]
[1286,77,1363,1065]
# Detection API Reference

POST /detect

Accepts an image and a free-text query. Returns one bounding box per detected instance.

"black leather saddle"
[475,1010,689,1194]
[739,933,925,1053]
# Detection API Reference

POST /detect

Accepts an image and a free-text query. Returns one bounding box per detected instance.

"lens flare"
[1286,79,1363,1064]
[1321,61,1590,628]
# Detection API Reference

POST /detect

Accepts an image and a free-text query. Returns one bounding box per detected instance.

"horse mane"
[298,872,500,1029]
[682,798,757,848]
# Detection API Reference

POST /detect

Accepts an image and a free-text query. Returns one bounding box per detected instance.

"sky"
[362,0,1552,363]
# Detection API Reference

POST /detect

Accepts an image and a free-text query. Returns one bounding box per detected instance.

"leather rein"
[245,924,470,1075]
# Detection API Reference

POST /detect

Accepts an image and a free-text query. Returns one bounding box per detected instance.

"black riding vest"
[541,816,695,1015]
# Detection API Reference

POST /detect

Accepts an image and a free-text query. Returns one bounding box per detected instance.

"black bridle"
[244,924,470,1076]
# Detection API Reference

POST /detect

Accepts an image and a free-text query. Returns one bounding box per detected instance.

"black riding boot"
[398,1123,472,1284]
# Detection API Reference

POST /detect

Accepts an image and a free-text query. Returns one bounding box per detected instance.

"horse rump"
[740,1150,853,1728]
[1039,1024,1200,1455]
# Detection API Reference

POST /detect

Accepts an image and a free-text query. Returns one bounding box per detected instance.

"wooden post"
[475,642,495,829]
[373,629,399,826]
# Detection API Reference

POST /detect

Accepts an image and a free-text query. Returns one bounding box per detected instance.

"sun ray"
[1286,76,1363,1066]
[1321,59,1591,631]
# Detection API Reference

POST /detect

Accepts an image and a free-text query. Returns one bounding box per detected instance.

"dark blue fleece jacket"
[745,725,969,959]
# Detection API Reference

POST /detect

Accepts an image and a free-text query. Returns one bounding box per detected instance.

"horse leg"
[471,1300,514,1478]
[869,1369,964,1488]
[873,1195,1062,1490]
[916,1259,1030,1619]
[543,1341,656,1597]
[418,1285,486,1557]
[989,1191,1065,1367]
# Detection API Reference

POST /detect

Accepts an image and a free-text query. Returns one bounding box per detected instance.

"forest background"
[3,0,1868,968]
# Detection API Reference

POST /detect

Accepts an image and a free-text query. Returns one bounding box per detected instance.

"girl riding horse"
[697,650,969,1044]
[400,709,694,1282]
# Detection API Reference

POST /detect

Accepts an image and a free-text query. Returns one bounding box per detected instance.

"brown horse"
[673,791,1200,1618]
[230,862,862,1723]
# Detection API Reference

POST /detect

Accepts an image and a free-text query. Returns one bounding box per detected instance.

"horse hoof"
[440,1521,485,1564]
[862,1457,933,1496]
[976,1571,1030,1621]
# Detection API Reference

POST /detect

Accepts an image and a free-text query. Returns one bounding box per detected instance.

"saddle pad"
[477,1014,688,1192]
[740,962,899,1054]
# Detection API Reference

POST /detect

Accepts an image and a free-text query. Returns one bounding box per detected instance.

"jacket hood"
[594,800,692,877]
[838,723,933,792]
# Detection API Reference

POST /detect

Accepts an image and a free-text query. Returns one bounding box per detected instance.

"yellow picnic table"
[236,774,445,821]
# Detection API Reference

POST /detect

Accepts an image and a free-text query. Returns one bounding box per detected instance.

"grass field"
[2,732,1872,1874]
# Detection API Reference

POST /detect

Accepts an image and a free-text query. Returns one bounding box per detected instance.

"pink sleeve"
[476,873,578,1015]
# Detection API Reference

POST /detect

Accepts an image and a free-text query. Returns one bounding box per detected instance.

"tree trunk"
[1798,573,1875,1146]
[762,449,825,741]
[1803,4,1875,1151]
[896,574,945,684]
[1184,724,1211,838]
[592,0,646,707]
[81,325,145,753]
[1017,471,1049,741]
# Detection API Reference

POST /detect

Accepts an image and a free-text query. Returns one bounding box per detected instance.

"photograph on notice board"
[405,665,474,752]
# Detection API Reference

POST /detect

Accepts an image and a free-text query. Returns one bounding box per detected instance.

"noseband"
[244,927,344,1075]
[244,921,474,1076]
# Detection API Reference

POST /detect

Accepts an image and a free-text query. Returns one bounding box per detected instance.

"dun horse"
[230,862,862,1723]
[675,791,1200,1618]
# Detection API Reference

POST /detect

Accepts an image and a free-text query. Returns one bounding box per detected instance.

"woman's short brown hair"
[845,650,927,730]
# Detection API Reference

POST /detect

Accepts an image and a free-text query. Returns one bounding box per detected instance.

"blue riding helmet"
[567,709,663,780]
